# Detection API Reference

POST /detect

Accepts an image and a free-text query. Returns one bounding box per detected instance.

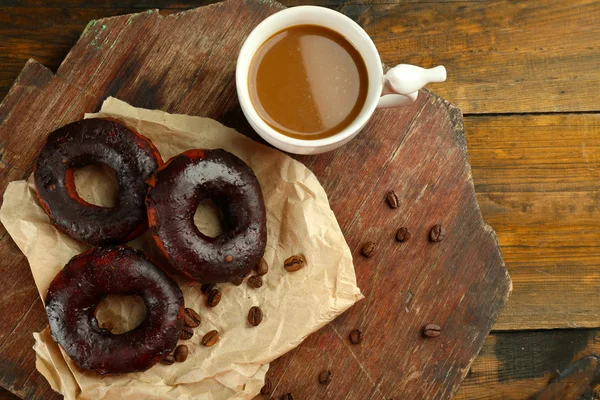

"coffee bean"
[260,378,273,394]
[280,394,294,400]
[429,224,446,242]
[243,270,253,279]
[201,283,216,294]
[284,255,305,272]
[318,370,333,385]
[231,277,244,286]
[423,324,442,338]
[248,275,263,288]
[180,326,194,340]
[248,306,263,326]
[202,330,219,347]
[184,308,201,328]
[256,258,269,276]
[361,241,376,258]
[174,344,188,362]
[386,190,399,208]
[207,289,222,307]
[160,354,175,365]
[396,227,411,242]
[349,329,362,344]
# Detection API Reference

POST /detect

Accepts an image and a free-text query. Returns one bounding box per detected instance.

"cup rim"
[236,5,382,149]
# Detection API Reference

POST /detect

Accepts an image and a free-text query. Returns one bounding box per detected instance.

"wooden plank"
[466,114,600,193]
[0,1,509,399]
[0,238,60,400]
[0,7,149,104]
[1,0,479,7]
[464,113,600,330]
[264,92,510,399]
[1,0,197,7]
[3,1,600,114]
[456,328,600,400]
[0,61,52,238]
[0,297,60,400]
[5,330,597,400]
[0,60,53,126]
[5,325,595,400]
[342,0,600,113]
[536,356,600,400]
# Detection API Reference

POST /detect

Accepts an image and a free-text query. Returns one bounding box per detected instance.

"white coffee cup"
[236,6,446,155]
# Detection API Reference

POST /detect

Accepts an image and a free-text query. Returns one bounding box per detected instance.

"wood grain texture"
[0,388,18,400]
[265,93,512,399]
[537,356,600,400]
[2,1,600,113]
[466,114,600,330]
[0,0,479,7]
[0,1,509,399]
[455,329,600,400]
[6,328,596,400]
[345,0,600,113]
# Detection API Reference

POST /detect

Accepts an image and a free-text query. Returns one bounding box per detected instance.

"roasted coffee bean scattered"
[284,255,305,272]
[423,324,442,338]
[231,277,244,286]
[349,329,362,344]
[429,224,446,242]
[386,190,399,208]
[160,354,175,365]
[260,378,273,394]
[248,275,263,288]
[361,241,376,258]
[202,330,219,347]
[174,344,189,362]
[207,289,222,307]
[256,258,269,276]
[184,308,201,328]
[319,370,333,385]
[281,394,294,400]
[180,326,194,340]
[248,306,263,326]
[201,283,216,294]
[396,227,411,242]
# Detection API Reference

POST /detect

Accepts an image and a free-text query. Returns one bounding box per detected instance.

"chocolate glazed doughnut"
[45,246,184,375]
[146,149,267,283]
[34,119,162,245]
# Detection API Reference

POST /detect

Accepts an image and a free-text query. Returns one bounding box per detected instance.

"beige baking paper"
[0,97,363,400]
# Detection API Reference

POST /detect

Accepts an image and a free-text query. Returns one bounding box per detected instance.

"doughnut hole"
[194,198,224,238]
[95,295,147,334]
[73,163,119,208]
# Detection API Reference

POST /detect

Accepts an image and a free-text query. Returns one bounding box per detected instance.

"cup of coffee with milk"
[236,6,446,155]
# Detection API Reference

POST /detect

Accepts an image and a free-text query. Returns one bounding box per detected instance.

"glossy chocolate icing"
[34,118,162,245]
[146,149,267,283]
[45,246,184,375]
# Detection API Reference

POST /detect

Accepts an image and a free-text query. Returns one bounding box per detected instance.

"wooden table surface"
[0,1,599,399]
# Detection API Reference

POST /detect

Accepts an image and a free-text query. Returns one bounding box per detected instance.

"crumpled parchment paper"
[0,97,363,400]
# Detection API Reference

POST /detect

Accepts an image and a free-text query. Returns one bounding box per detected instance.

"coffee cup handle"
[377,64,446,109]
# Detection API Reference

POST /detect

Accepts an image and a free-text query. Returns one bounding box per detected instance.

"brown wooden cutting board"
[0,1,511,399]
